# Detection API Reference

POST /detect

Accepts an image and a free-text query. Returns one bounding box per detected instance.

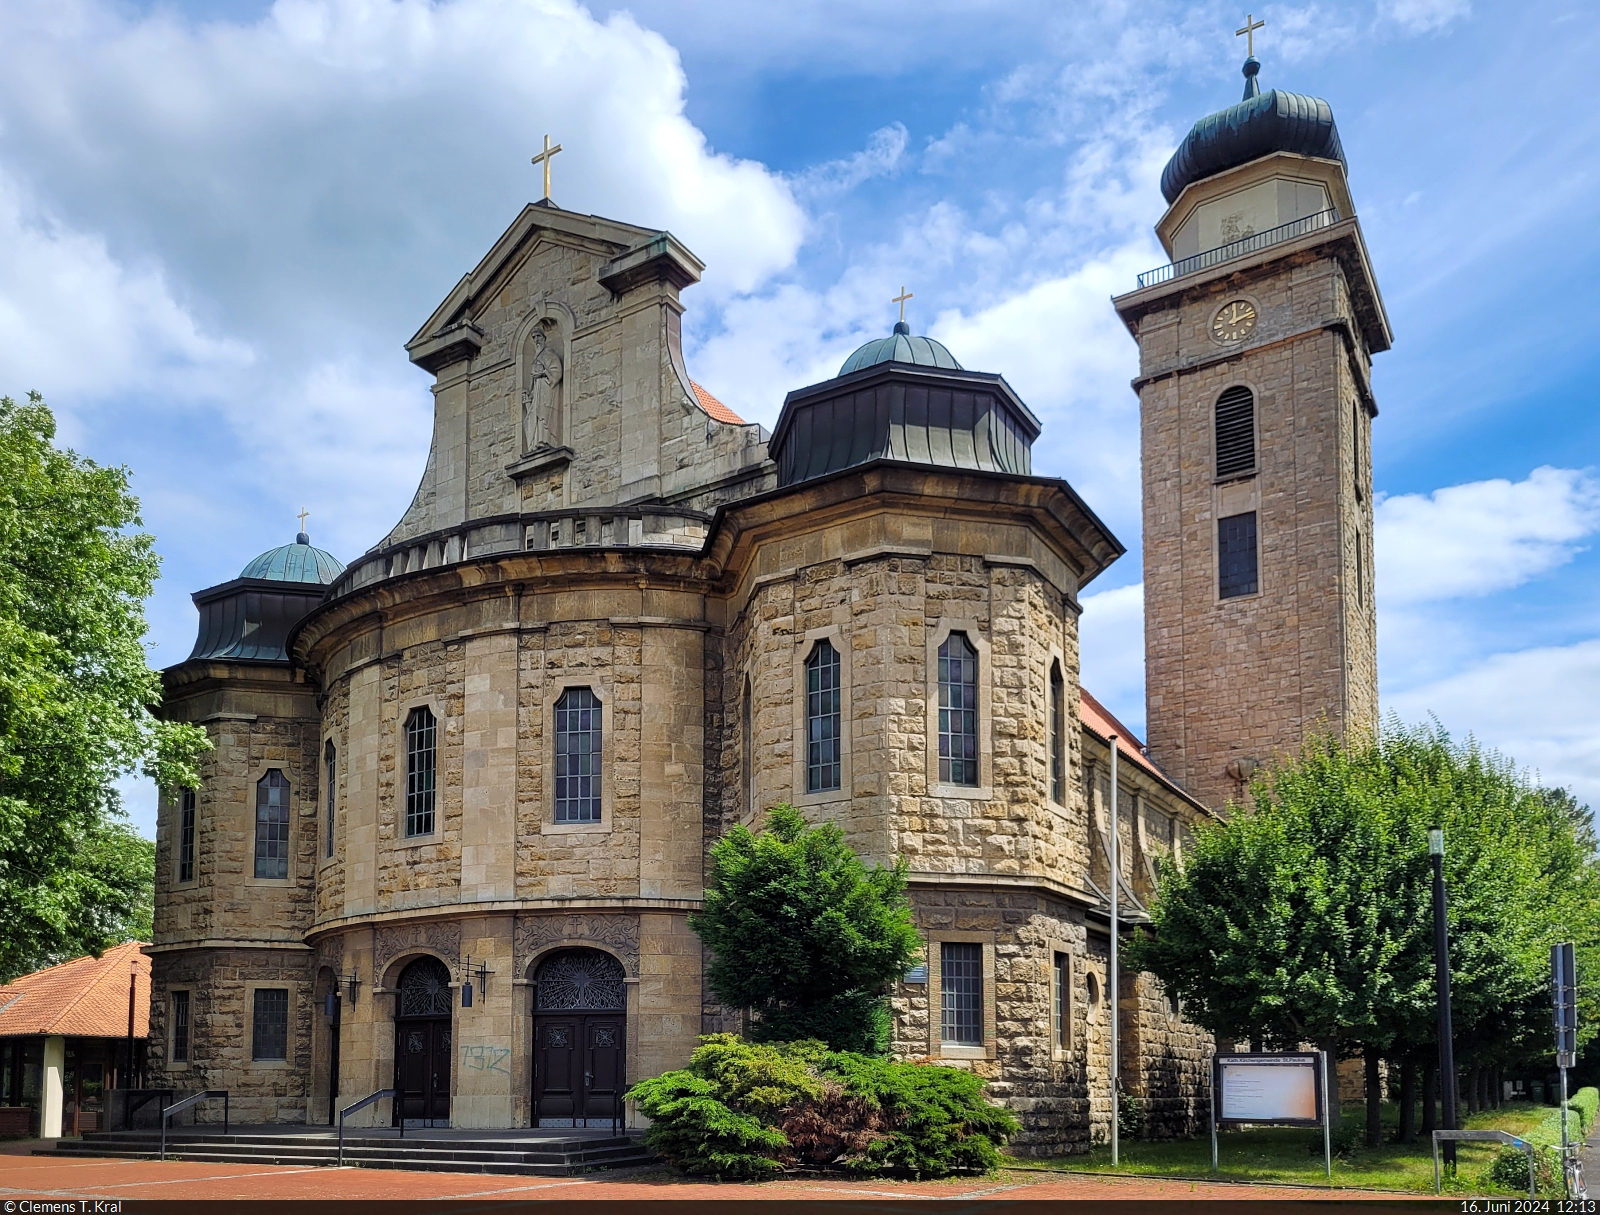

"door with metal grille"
[393,957,453,1126]
[531,950,626,1127]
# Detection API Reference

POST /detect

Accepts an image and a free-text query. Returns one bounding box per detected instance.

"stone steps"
[40,1130,656,1176]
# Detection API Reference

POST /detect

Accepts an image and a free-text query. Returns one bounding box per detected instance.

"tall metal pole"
[1429,829,1458,1168]
[1109,736,1120,1167]
[127,960,138,1090]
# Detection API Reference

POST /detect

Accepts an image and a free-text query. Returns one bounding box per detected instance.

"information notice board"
[1212,1052,1325,1126]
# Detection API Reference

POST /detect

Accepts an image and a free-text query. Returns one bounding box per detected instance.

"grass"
[1016,1100,1572,1196]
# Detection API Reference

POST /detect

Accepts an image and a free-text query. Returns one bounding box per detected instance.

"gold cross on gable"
[530,134,563,202]
[892,286,914,323]
[1236,13,1265,57]
[297,507,309,532]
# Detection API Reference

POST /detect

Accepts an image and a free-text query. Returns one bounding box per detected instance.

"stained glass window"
[1218,512,1259,599]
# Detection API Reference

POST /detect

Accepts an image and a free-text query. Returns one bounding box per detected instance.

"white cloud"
[1387,638,1600,809]
[1078,581,1146,739]
[0,168,251,406]
[1380,0,1472,36]
[1375,466,1600,605]
[795,124,909,198]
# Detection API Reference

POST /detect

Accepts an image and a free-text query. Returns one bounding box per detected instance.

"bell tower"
[1113,50,1391,811]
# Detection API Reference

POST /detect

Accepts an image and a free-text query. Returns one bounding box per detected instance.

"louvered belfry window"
[1214,385,1256,479]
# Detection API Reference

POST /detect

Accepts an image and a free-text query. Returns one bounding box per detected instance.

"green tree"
[0,392,209,981]
[690,804,922,1053]
[1128,721,1600,1144]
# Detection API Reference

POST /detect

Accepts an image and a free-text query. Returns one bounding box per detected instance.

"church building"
[147,49,1385,1157]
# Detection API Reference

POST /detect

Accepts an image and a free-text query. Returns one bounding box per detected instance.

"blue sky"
[0,0,1595,835]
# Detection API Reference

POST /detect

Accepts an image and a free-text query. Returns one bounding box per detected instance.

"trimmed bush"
[1568,1086,1598,1136]
[628,1034,1020,1180]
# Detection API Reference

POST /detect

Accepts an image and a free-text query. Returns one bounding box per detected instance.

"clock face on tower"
[1211,299,1258,344]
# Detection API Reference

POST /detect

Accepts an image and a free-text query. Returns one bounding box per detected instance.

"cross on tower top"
[297,507,309,532]
[892,286,914,323]
[531,134,563,203]
[1236,12,1265,58]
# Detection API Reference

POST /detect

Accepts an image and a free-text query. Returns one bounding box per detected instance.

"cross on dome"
[892,286,914,323]
[1236,12,1265,57]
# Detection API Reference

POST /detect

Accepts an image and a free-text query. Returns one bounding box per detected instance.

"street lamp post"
[1429,828,1458,1168]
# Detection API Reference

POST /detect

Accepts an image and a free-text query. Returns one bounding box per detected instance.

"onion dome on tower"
[770,310,1039,487]
[1159,55,1345,206]
[187,527,345,663]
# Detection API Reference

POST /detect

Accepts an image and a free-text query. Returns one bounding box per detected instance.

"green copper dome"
[839,321,962,375]
[239,532,345,584]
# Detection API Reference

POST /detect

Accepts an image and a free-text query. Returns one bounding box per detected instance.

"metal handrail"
[159,1090,228,1161]
[1136,208,1340,289]
[338,1088,399,1167]
[1433,1129,1536,1197]
[123,1088,174,1127]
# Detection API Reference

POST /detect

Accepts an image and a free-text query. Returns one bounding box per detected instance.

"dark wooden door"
[532,1015,624,1126]
[395,1018,451,1125]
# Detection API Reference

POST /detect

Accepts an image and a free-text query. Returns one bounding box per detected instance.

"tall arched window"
[1049,661,1065,804]
[1214,385,1256,479]
[397,956,453,1018]
[253,769,290,879]
[938,633,979,787]
[741,677,754,818]
[324,740,337,858]
[555,688,601,823]
[805,641,841,793]
[405,707,437,838]
[178,787,196,883]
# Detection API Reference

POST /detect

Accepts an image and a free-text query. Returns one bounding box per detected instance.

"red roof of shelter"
[0,941,150,1039]
[690,380,746,425]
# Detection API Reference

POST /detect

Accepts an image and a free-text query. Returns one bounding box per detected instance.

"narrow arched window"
[1049,661,1065,804]
[404,707,437,838]
[554,688,601,823]
[938,633,979,787]
[805,641,842,793]
[324,740,337,858]
[1214,385,1255,479]
[253,769,290,879]
[741,677,754,817]
[178,788,196,883]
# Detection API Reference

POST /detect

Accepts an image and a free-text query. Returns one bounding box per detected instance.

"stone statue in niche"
[522,321,564,453]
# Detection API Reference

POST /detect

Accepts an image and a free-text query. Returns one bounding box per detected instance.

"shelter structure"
[0,942,150,1138]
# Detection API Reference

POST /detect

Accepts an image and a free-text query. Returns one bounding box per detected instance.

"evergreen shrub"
[628,1034,1019,1180]
[1568,1086,1598,1136]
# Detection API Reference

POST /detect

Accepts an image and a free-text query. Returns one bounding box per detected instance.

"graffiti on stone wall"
[461,1044,512,1075]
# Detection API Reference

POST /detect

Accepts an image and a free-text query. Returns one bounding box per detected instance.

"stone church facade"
[147,56,1385,1157]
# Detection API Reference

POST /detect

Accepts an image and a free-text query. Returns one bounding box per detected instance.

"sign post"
[1211,1052,1330,1178]
[1554,941,1578,1197]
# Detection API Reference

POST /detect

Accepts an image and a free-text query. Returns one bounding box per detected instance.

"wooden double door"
[532,1015,625,1127]
[394,1017,451,1126]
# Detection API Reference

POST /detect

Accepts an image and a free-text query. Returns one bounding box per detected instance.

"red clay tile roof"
[0,941,150,1039]
[1079,687,1173,787]
[690,380,745,425]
